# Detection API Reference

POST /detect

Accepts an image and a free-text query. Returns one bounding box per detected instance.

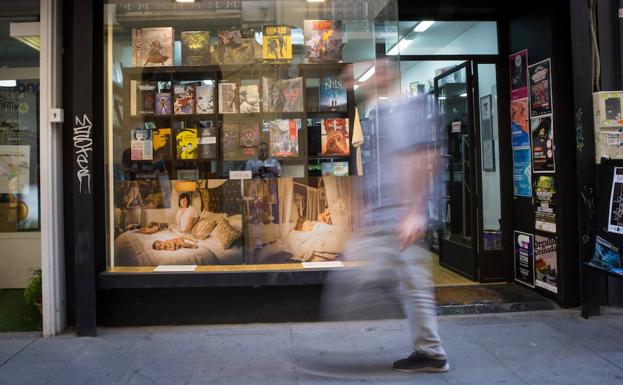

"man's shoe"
[392,351,450,373]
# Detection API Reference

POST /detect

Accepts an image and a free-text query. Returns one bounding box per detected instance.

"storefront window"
[103,0,398,271]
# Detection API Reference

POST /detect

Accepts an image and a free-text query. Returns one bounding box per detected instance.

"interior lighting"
[175,0,195,3]
[387,20,436,56]
[9,22,40,51]
[460,92,468,97]
[357,66,376,83]
[0,80,17,87]
[414,20,435,32]
[307,0,326,3]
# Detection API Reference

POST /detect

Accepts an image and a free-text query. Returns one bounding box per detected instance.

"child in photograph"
[152,238,198,251]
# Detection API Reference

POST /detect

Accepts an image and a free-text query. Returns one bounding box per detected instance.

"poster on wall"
[607,167,623,235]
[534,176,556,233]
[0,145,30,194]
[512,148,532,197]
[531,115,555,173]
[528,59,553,117]
[511,99,530,148]
[534,235,558,293]
[514,231,535,287]
[510,50,529,101]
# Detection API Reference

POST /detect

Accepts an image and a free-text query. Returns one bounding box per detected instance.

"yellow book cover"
[262,25,292,62]
[176,127,197,160]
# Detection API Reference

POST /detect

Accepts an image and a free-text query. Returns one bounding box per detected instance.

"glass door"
[435,62,477,279]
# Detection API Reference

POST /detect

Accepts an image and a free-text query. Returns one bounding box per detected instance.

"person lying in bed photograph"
[152,238,198,251]
[294,207,333,232]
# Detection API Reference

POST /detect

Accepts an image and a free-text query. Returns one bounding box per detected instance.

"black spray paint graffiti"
[581,184,595,244]
[73,114,93,194]
[576,107,585,153]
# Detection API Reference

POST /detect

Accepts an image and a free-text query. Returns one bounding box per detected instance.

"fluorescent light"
[0,80,17,87]
[414,20,435,32]
[307,0,325,2]
[358,66,375,82]
[460,92,467,97]
[378,96,388,100]
[175,0,195,3]
[10,22,40,51]
[438,96,447,100]
[387,38,413,56]
[354,84,360,90]
[202,80,214,85]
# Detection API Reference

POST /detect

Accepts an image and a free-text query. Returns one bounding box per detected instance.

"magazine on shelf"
[181,31,210,66]
[269,119,300,157]
[222,123,241,160]
[131,128,153,161]
[153,127,173,161]
[175,126,198,160]
[217,29,255,64]
[320,74,347,112]
[262,77,303,113]
[155,93,171,115]
[219,82,239,114]
[137,82,157,115]
[262,25,292,62]
[239,82,260,113]
[173,84,196,115]
[132,27,174,67]
[240,121,260,158]
[321,118,350,156]
[197,120,218,159]
[195,84,215,114]
[304,20,343,63]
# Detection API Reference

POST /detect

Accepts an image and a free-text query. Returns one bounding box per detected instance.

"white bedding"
[284,223,346,261]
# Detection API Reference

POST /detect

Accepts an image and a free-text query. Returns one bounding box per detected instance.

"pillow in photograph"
[191,219,217,240]
[211,219,242,249]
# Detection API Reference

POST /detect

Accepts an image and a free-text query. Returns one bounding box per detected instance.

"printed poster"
[511,99,530,148]
[514,231,535,287]
[534,176,556,233]
[529,59,553,117]
[0,145,30,194]
[534,235,558,293]
[608,167,623,235]
[531,115,555,173]
[510,50,528,101]
[512,148,532,197]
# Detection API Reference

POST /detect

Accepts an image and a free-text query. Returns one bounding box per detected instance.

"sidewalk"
[1,309,623,385]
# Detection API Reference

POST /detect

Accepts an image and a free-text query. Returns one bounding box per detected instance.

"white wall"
[0,232,41,288]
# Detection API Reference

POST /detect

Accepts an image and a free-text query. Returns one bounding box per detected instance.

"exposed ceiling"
[0,0,39,69]
[397,21,479,55]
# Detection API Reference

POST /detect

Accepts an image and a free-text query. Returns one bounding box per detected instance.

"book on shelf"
[304,20,343,63]
[217,29,255,64]
[222,123,241,160]
[219,82,239,114]
[321,161,348,176]
[153,127,173,161]
[321,118,350,156]
[181,31,211,66]
[155,93,171,115]
[268,119,300,157]
[132,27,174,67]
[320,74,347,112]
[197,120,218,159]
[262,25,292,63]
[175,125,198,160]
[137,82,157,115]
[174,84,196,115]
[262,77,304,113]
[240,121,260,158]
[176,169,199,181]
[195,83,215,114]
[239,82,260,113]
[131,128,153,161]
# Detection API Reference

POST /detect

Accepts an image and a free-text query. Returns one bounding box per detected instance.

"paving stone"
[0,361,63,385]
[0,338,34,364]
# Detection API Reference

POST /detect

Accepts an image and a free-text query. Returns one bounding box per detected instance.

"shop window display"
[104,0,397,271]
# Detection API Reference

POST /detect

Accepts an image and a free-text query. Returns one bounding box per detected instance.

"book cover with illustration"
[195,84,214,114]
[155,93,171,115]
[262,25,292,62]
[137,82,157,115]
[320,74,347,112]
[321,118,350,156]
[269,119,300,157]
[333,161,349,176]
[282,77,304,112]
[219,82,238,114]
[197,120,218,159]
[175,126,198,160]
[240,121,260,158]
[222,123,241,160]
[153,127,172,161]
[181,31,210,66]
[173,84,196,115]
[304,20,343,63]
[131,128,153,161]
[239,83,260,113]
[217,29,255,64]
[132,27,173,67]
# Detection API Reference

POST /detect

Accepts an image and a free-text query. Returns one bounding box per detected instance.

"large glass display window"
[103,0,398,273]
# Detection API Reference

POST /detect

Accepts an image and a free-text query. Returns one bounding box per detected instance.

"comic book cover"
[137,82,157,115]
[281,77,304,112]
[131,128,153,161]
[197,120,218,159]
[262,25,292,62]
[217,29,255,64]
[132,27,173,67]
[262,77,282,112]
[153,127,172,161]
[320,74,347,112]
[181,31,210,66]
[321,118,350,156]
[239,83,260,113]
[240,121,260,158]
[173,84,196,115]
[304,20,343,63]
[175,126,198,160]
[222,123,241,160]
[155,93,171,115]
[321,162,334,176]
[269,119,300,157]
[219,82,239,114]
[195,84,214,114]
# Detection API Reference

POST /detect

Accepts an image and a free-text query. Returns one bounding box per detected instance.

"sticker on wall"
[512,148,532,197]
[528,59,553,117]
[514,231,535,287]
[0,145,30,194]
[534,176,556,233]
[531,114,555,173]
[607,167,623,235]
[534,235,558,293]
[511,99,530,148]
[510,50,529,101]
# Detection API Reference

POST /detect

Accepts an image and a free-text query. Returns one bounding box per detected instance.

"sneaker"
[392,351,450,373]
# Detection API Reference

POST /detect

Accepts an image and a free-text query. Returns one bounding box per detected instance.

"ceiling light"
[175,0,195,3]
[354,84,360,90]
[378,96,388,100]
[387,38,413,56]
[307,0,326,2]
[357,66,375,83]
[0,80,17,87]
[460,92,467,97]
[10,22,40,51]
[414,20,435,33]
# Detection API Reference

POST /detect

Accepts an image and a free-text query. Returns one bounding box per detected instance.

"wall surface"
[0,232,41,288]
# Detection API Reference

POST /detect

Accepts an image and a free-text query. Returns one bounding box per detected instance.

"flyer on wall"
[512,148,532,197]
[531,114,555,173]
[511,98,530,148]
[510,50,528,101]
[528,59,553,117]
[534,175,556,233]
[534,235,558,293]
[607,167,623,235]
[514,231,535,287]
